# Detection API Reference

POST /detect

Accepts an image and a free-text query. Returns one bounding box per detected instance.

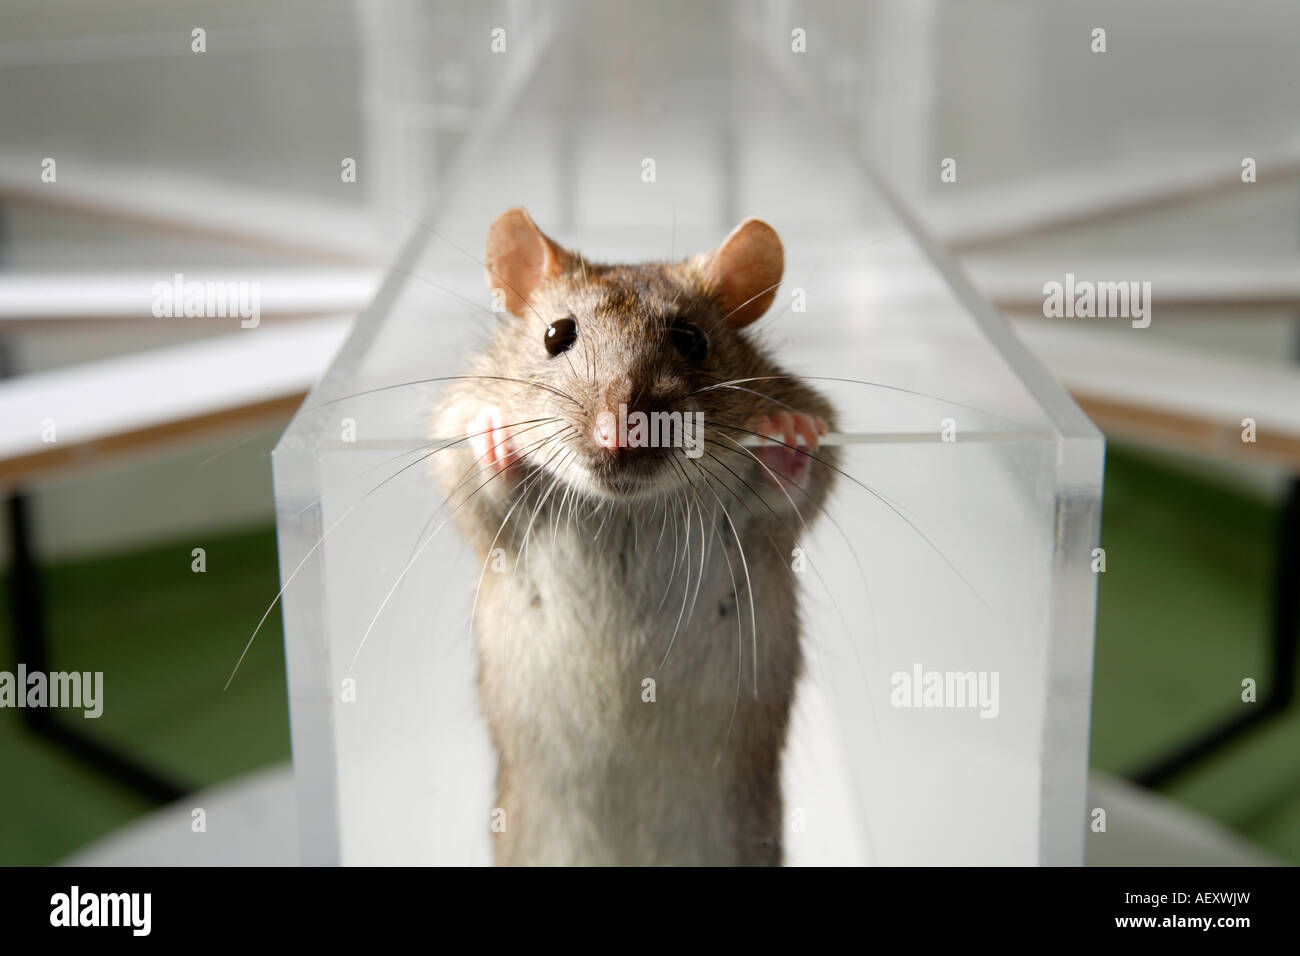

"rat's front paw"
[467,406,520,480]
[749,411,828,490]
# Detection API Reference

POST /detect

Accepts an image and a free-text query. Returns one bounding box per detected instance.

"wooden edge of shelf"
[0,391,305,492]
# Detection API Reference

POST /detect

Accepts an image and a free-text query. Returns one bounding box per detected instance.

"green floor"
[1,447,1297,865]
[0,526,290,865]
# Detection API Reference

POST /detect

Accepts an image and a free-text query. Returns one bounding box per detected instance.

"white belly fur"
[473,503,799,865]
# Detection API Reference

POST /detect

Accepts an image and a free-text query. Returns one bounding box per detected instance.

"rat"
[430,208,838,866]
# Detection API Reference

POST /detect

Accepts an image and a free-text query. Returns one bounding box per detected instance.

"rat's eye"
[544,316,578,356]
[668,320,709,362]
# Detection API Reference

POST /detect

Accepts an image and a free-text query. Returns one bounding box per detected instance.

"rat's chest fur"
[473,501,800,866]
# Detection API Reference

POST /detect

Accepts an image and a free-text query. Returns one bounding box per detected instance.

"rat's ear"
[485,207,570,317]
[698,218,784,329]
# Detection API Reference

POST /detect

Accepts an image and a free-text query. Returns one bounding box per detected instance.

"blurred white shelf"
[0,317,350,488]
[0,149,376,265]
[1012,319,1300,468]
[928,140,1300,252]
[2,276,1295,491]
[0,269,379,325]
[972,257,1300,312]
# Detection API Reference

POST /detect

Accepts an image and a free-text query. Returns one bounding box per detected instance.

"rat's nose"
[593,410,621,450]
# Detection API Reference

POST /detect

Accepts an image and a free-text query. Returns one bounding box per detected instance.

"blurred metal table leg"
[1132,323,1300,788]
[0,227,189,805]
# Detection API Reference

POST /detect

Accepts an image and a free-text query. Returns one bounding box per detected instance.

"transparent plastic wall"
[274,0,1103,865]
[357,0,551,248]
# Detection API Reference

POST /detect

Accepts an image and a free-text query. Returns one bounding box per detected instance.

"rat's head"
[482,207,783,502]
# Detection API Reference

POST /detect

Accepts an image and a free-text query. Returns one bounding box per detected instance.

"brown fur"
[431,217,837,865]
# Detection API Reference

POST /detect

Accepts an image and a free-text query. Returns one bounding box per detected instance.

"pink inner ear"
[706,219,784,329]
[485,208,566,317]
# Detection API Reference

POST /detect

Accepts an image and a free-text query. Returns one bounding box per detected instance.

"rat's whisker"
[194,420,285,471]
[441,422,567,501]
[715,421,984,606]
[695,458,805,609]
[660,460,716,670]
[403,425,570,565]
[719,231,911,336]
[499,438,579,657]
[653,484,689,614]
[470,472,548,650]
[355,429,573,676]
[659,461,699,661]
[705,432,874,615]
[224,500,357,690]
[652,487,671,553]
[548,451,583,564]
[516,446,575,580]
[746,231,907,332]
[382,261,504,323]
[226,418,561,689]
[306,375,583,414]
[395,209,554,328]
[295,417,560,520]
[377,431,569,665]
[700,439,873,683]
[707,440,884,842]
[689,374,1033,432]
[592,495,613,541]
[657,459,700,664]
[692,462,759,698]
[394,211,592,388]
[705,278,784,336]
[550,453,573,544]
[679,457,715,644]
[358,420,560,521]
[675,458,746,757]
[713,418,917,517]
[707,383,804,418]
